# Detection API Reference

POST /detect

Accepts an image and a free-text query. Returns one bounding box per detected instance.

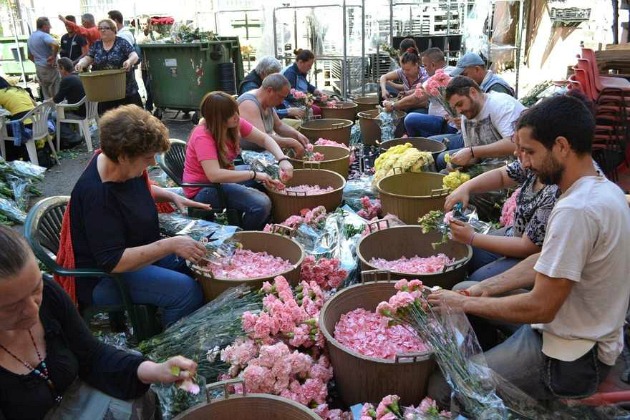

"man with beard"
[425,95,630,409]
[438,76,525,170]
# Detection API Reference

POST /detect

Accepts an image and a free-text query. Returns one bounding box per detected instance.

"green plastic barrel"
[142,40,243,120]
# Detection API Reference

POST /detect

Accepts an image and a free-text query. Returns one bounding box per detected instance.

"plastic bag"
[377,110,396,141]
[240,150,275,167]
[4,158,46,181]
[7,174,30,210]
[148,165,177,188]
[343,175,377,211]
[158,212,240,242]
[0,197,26,223]
[151,375,207,420]
[139,285,263,382]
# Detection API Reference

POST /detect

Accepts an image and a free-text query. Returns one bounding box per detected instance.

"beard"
[537,154,565,185]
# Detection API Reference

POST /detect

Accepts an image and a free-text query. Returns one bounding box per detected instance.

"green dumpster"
[0,36,36,77]
[142,39,244,123]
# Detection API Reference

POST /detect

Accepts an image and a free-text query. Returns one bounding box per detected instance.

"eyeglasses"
[98,26,113,31]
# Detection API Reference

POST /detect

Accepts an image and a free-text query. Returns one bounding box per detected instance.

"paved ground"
[41,109,196,198]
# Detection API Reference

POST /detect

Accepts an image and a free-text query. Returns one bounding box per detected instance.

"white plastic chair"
[2,100,59,166]
[55,97,99,152]
[0,116,6,160]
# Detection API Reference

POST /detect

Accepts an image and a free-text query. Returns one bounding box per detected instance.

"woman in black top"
[0,226,198,419]
[69,105,210,325]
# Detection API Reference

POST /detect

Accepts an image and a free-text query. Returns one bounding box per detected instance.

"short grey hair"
[261,73,290,91]
[81,13,95,24]
[255,56,282,79]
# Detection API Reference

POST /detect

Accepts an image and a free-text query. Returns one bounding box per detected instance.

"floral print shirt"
[88,37,138,96]
[505,160,560,246]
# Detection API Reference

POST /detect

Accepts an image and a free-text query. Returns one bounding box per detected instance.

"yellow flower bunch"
[443,170,470,191]
[373,143,434,185]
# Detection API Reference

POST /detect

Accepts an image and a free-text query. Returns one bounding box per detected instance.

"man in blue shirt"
[27,16,60,99]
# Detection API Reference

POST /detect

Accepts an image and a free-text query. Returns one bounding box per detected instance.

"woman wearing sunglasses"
[75,18,142,115]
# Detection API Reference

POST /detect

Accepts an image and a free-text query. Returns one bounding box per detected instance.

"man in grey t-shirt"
[27,16,60,99]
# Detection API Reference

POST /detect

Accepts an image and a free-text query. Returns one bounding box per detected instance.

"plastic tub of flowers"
[319,273,436,407]
[357,109,406,146]
[299,119,353,145]
[376,171,449,225]
[380,137,446,163]
[351,94,379,113]
[320,101,358,122]
[190,230,304,302]
[265,169,346,223]
[356,225,472,289]
[174,378,319,419]
[288,145,350,179]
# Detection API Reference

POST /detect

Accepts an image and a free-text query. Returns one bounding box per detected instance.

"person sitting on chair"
[238,73,309,157]
[183,91,294,230]
[0,225,199,419]
[66,105,209,326]
[238,56,305,126]
[53,57,85,149]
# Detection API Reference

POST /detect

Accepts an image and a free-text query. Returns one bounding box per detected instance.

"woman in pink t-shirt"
[183,91,294,230]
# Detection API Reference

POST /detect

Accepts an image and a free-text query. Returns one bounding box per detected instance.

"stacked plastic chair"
[570,48,630,181]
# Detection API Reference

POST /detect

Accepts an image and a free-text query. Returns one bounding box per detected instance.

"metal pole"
[294,9,298,54]
[361,0,365,95]
[342,0,347,99]
[272,7,278,59]
[515,0,524,97]
[9,6,27,88]
[389,0,394,47]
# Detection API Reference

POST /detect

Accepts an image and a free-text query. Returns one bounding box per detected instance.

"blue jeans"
[428,325,612,409]
[93,254,203,327]
[404,113,458,138]
[467,246,521,282]
[431,134,464,171]
[193,177,271,231]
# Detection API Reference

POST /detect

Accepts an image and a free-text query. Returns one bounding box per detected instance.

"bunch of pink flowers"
[291,88,308,100]
[304,143,326,162]
[357,196,382,220]
[414,69,456,117]
[361,394,451,419]
[220,276,349,419]
[264,206,328,231]
[221,340,337,412]
[300,255,347,290]
[499,188,520,227]
[239,276,326,348]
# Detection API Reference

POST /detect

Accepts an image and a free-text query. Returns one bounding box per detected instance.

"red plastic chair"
[581,48,630,89]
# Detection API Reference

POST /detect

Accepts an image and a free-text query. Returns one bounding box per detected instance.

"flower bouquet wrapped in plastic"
[415,69,456,118]
[377,280,508,418]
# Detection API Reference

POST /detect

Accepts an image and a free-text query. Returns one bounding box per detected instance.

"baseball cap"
[451,52,486,76]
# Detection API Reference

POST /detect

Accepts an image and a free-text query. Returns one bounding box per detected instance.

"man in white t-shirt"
[443,76,525,168]
[426,95,630,407]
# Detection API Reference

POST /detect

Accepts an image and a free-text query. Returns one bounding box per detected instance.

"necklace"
[0,329,62,404]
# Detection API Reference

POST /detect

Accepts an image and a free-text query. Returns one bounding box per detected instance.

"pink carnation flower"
[500,188,520,227]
